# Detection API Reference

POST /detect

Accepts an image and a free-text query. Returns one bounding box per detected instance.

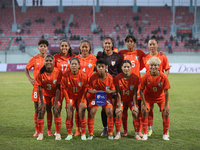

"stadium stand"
[0,6,199,52]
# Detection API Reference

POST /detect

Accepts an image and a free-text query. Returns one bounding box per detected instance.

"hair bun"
[151,35,157,39]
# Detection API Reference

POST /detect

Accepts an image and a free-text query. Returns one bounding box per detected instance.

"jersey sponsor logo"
[130,85,134,90]
[37,63,40,65]
[53,79,57,84]
[42,79,45,81]
[88,63,92,68]
[106,86,109,89]
[78,82,82,87]
[111,61,116,66]
[158,82,163,87]
[153,87,157,92]
[68,82,70,84]
[135,56,139,60]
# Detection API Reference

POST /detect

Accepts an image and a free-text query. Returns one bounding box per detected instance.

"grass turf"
[0,72,200,150]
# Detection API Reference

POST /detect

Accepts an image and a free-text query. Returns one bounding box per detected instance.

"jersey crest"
[53,79,57,84]
[158,82,163,87]
[135,56,139,60]
[111,61,116,66]
[88,63,92,68]
[78,82,82,87]
[130,85,134,90]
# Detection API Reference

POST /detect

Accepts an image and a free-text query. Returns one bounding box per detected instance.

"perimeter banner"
[6,63,33,71]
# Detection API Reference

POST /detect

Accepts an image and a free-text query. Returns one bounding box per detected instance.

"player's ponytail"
[40,65,46,74]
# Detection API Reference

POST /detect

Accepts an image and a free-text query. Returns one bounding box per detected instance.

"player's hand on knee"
[132,106,139,118]
[53,103,60,113]
[115,107,122,115]
[142,105,149,117]
[162,105,169,118]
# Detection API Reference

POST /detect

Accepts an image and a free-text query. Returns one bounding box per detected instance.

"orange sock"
[107,118,114,135]
[122,109,128,132]
[34,112,38,131]
[163,117,170,135]
[47,112,52,130]
[37,118,44,134]
[80,117,86,135]
[88,118,94,135]
[75,111,80,131]
[54,117,61,134]
[115,118,122,133]
[148,109,153,127]
[142,117,148,134]
[139,110,142,132]
[66,119,73,135]
[133,118,140,133]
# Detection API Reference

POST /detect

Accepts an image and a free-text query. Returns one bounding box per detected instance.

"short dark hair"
[59,39,73,56]
[38,39,49,46]
[70,57,80,65]
[96,58,108,66]
[149,35,158,44]
[79,40,91,54]
[121,60,132,67]
[125,35,136,43]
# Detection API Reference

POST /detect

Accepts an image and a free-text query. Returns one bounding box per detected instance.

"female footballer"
[140,57,170,141]
[61,57,88,140]
[74,40,97,136]
[25,39,50,137]
[118,35,146,137]
[114,60,140,140]
[142,35,170,137]
[97,37,122,136]
[36,55,62,140]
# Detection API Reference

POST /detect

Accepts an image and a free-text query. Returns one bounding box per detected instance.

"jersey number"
[73,87,78,93]
[34,92,37,98]
[131,61,135,68]
[123,90,129,95]
[47,84,51,90]
[61,64,68,71]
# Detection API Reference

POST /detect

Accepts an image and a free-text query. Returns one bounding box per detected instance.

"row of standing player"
[25,35,170,140]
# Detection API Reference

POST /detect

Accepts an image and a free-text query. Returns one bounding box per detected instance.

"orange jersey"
[36,67,62,97]
[114,73,139,102]
[141,72,171,102]
[118,49,145,78]
[88,72,115,100]
[61,70,88,100]
[54,53,76,75]
[26,54,45,87]
[76,54,97,78]
[142,52,170,73]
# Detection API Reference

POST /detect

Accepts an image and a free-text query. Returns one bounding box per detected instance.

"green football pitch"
[0,72,200,150]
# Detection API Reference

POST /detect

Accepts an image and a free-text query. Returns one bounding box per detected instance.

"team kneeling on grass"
[25,37,170,141]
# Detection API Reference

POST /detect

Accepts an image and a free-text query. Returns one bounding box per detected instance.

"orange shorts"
[66,98,87,109]
[88,97,113,109]
[31,87,39,102]
[39,96,61,106]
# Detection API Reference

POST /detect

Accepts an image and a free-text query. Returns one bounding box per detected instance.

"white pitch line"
[0,81,30,83]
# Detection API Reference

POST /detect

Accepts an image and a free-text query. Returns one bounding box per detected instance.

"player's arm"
[115,86,122,115]
[25,67,35,86]
[163,89,169,118]
[132,87,139,117]
[164,69,170,77]
[54,84,61,112]
[140,89,149,116]
[38,85,45,111]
